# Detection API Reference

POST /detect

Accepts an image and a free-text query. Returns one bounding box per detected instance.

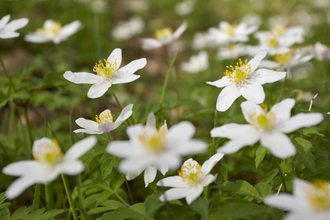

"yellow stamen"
[139,126,167,153]
[274,51,293,65]
[178,159,203,186]
[93,59,117,79]
[33,138,63,165]
[248,104,276,130]
[224,58,252,84]
[155,27,173,40]
[37,21,62,36]
[272,24,286,36]
[267,36,278,48]
[307,180,330,211]
[95,110,113,125]
[224,24,236,36]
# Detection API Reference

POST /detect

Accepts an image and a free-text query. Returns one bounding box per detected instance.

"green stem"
[274,157,288,192]
[45,184,53,210]
[23,106,33,152]
[110,87,123,110]
[0,56,14,88]
[61,174,78,220]
[276,77,286,103]
[32,184,40,209]
[114,192,131,207]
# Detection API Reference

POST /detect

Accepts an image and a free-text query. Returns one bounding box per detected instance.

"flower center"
[274,51,293,64]
[178,159,203,186]
[267,36,278,48]
[93,59,118,79]
[32,138,63,165]
[307,180,330,211]
[155,27,173,40]
[224,58,252,84]
[95,110,114,125]
[224,24,236,36]
[37,21,62,37]
[139,126,167,153]
[272,24,286,36]
[248,104,276,130]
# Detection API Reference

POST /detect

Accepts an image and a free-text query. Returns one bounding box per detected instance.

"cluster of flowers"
[1,12,329,220]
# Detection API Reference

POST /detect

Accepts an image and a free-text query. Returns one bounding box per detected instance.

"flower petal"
[74,118,100,134]
[113,104,133,129]
[111,74,140,85]
[270,98,295,124]
[260,131,296,159]
[157,176,186,188]
[115,58,146,77]
[108,48,122,70]
[206,76,231,88]
[217,139,257,154]
[98,123,116,133]
[87,79,111,99]
[59,160,84,175]
[278,113,324,133]
[211,123,258,140]
[63,71,102,84]
[24,33,50,43]
[6,176,37,199]
[146,112,156,128]
[241,101,265,124]
[201,153,224,174]
[140,38,164,50]
[256,69,286,85]
[126,124,143,140]
[241,82,265,104]
[265,194,301,211]
[159,187,190,202]
[118,157,151,174]
[107,141,142,158]
[216,84,241,112]
[0,15,10,29]
[173,22,187,39]
[201,174,217,187]
[167,121,195,141]
[171,140,207,156]
[144,165,157,187]
[5,18,29,31]
[248,50,267,72]
[125,169,143,181]
[186,185,204,205]
[58,20,81,39]
[3,161,41,176]
[63,136,97,161]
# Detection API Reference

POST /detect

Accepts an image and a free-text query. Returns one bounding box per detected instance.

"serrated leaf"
[83,192,113,208]
[99,200,125,209]
[130,203,145,216]
[255,145,268,168]
[255,182,273,199]
[0,207,10,220]
[302,128,324,137]
[98,207,145,220]
[109,170,125,192]
[145,193,164,217]
[39,209,64,219]
[236,180,263,201]
[11,205,38,220]
[190,198,209,218]
[22,207,45,220]
[296,145,317,172]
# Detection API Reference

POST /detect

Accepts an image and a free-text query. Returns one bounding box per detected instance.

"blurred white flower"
[211,99,323,158]
[218,43,247,60]
[140,22,187,50]
[0,14,28,39]
[175,0,194,17]
[107,112,207,187]
[3,136,96,199]
[191,31,216,50]
[74,104,133,134]
[207,50,286,112]
[295,90,314,102]
[314,42,330,61]
[90,0,108,13]
[242,14,262,27]
[208,21,258,46]
[157,153,224,205]
[112,17,144,40]
[181,51,208,73]
[123,0,150,12]
[266,178,330,220]
[63,48,146,99]
[25,19,81,44]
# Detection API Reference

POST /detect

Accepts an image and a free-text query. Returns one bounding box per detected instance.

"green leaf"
[39,209,64,219]
[220,163,228,182]
[98,207,145,220]
[0,192,6,205]
[22,207,45,220]
[109,170,125,192]
[261,170,279,184]
[0,207,10,220]
[11,205,38,220]
[130,203,145,216]
[236,180,263,201]
[190,198,209,218]
[168,200,183,206]
[255,182,273,199]
[101,154,118,180]
[87,200,125,214]
[255,145,268,168]
[295,145,317,172]
[0,203,11,210]
[302,128,324,137]
[294,137,312,152]
[144,193,164,218]
[83,192,113,208]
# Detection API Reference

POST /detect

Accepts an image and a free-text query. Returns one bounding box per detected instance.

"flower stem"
[114,192,131,207]
[45,183,53,210]
[110,87,131,126]
[32,184,40,209]
[61,174,78,220]
[23,106,34,152]
[276,74,286,103]
[274,157,288,192]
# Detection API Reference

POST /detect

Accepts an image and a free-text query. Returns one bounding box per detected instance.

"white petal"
[58,20,81,39]
[206,76,231,88]
[5,18,28,31]
[201,174,217,187]
[126,124,143,139]
[0,32,20,39]
[73,128,102,134]
[63,71,102,84]
[111,74,140,85]
[256,69,286,85]
[107,141,142,158]
[58,160,84,175]
[278,113,324,133]
[115,58,146,76]
[186,185,204,205]
[248,50,267,72]
[158,163,168,175]
[3,161,41,176]
[125,169,143,181]
[258,60,280,69]
[140,38,163,50]
[63,136,97,161]
[217,139,258,154]
[24,34,50,43]
[270,98,295,124]
[211,123,258,140]
[108,48,122,70]
[241,101,265,124]
[241,82,265,104]
[216,85,241,112]
[87,80,111,99]
[265,194,300,211]
[74,118,100,134]
[293,178,312,203]
[157,176,186,188]
[167,121,195,140]
[159,187,190,202]
[98,123,116,133]
[144,166,157,187]
[156,153,182,170]
[114,104,133,128]
[0,15,10,29]
[146,112,156,128]
[201,153,224,174]
[173,22,187,39]
[118,157,151,174]
[260,131,296,159]
[171,140,207,156]
[6,176,37,199]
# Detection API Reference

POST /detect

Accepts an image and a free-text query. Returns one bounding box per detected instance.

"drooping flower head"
[64,48,147,99]
[0,14,28,39]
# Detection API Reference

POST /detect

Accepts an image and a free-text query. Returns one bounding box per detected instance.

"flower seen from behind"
[63,48,147,99]
[107,112,207,187]
[157,153,224,205]
[266,178,330,220]
[211,98,324,158]
[74,104,133,134]
[0,15,28,39]
[25,19,81,44]
[207,50,286,112]
[2,136,96,199]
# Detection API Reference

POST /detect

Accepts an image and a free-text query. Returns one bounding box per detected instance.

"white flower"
[191,31,216,50]
[2,136,96,199]
[218,43,247,60]
[140,22,187,50]
[266,178,330,220]
[157,153,224,205]
[112,17,144,40]
[181,51,208,73]
[314,42,330,61]
[207,50,286,112]
[0,15,28,39]
[211,99,324,158]
[24,19,81,44]
[74,104,133,134]
[107,112,207,187]
[63,48,147,99]
[123,0,150,12]
[175,0,194,17]
[208,21,258,46]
